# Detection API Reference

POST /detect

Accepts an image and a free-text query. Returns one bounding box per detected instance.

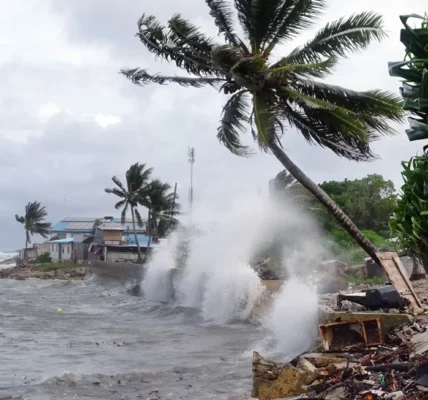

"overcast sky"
[0,0,426,250]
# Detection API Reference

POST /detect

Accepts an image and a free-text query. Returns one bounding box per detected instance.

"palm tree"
[141,179,180,251]
[121,1,404,263]
[15,201,51,259]
[105,163,153,263]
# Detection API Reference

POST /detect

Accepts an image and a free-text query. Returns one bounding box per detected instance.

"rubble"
[253,318,428,399]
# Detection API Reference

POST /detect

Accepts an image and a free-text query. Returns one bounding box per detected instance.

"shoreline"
[0,263,91,281]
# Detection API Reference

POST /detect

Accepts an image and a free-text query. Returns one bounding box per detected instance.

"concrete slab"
[319,308,412,330]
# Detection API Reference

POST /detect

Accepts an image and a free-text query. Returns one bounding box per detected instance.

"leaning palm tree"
[105,163,153,263]
[121,1,404,263]
[141,179,180,251]
[15,201,51,259]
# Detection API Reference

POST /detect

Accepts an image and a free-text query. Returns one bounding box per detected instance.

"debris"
[337,286,405,311]
[253,315,428,400]
[376,252,423,314]
[319,318,383,351]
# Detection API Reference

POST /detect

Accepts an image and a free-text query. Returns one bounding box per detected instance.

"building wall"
[106,251,139,262]
[35,243,51,257]
[50,243,73,262]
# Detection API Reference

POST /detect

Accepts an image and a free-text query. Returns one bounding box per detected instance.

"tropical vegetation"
[122,0,404,263]
[389,14,428,142]
[269,172,398,263]
[388,13,428,275]
[15,201,51,259]
[105,163,154,262]
[390,154,428,270]
[105,163,180,263]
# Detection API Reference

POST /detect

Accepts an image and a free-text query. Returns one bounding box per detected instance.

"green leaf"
[388,61,423,82]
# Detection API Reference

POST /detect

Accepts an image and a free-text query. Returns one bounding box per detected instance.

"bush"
[34,252,52,263]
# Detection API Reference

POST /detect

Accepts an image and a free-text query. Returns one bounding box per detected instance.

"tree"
[389,14,428,279]
[15,201,51,259]
[389,14,428,142]
[141,179,180,251]
[390,154,428,271]
[269,169,315,210]
[319,174,397,236]
[122,1,404,263]
[91,219,102,235]
[105,163,153,263]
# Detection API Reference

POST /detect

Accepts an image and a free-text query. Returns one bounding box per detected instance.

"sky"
[0,0,426,250]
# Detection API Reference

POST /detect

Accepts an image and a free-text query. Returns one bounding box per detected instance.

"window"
[62,246,65,254]
[51,244,54,253]
[67,246,70,254]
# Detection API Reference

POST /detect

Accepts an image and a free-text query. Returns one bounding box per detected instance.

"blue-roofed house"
[49,216,147,262]
[89,223,157,262]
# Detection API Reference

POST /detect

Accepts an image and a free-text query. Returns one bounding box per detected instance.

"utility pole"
[188,147,195,212]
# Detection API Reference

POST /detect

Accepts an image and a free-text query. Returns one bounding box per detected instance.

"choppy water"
[0,278,262,400]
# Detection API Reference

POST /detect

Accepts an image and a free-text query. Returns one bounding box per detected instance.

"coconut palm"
[15,201,51,259]
[141,179,180,250]
[105,163,153,263]
[270,169,312,203]
[122,1,404,262]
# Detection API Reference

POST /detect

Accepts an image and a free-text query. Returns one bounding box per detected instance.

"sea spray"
[142,234,178,302]
[143,194,327,327]
[263,279,319,357]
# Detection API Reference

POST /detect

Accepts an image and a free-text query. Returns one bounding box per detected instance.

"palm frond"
[121,202,129,224]
[253,92,279,149]
[217,90,253,156]
[291,80,404,124]
[136,14,217,76]
[266,58,336,80]
[134,208,144,228]
[282,101,377,161]
[206,0,242,48]
[168,14,214,54]
[114,199,127,210]
[121,68,226,88]
[105,188,125,198]
[263,0,326,56]
[34,222,51,238]
[280,11,386,64]
[15,215,25,224]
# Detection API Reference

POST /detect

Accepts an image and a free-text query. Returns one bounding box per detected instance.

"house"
[89,223,158,262]
[48,217,146,262]
[50,217,146,241]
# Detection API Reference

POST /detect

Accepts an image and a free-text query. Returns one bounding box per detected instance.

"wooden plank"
[376,252,423,313]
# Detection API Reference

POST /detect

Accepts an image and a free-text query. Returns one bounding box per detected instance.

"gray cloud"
[1,0,427,249]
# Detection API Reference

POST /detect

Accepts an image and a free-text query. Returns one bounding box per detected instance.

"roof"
[98,223,125,231]
[124,235,158,247]
[49,237,74,244]
[51,217,146,233]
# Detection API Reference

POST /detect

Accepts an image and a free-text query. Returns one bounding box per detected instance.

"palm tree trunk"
[131,206,143,264]
[24,232,28,262]
[269,142,380,263]
[145,210,152,261]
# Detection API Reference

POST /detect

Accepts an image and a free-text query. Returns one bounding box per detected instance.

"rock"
[324,385,349,399]
[69,267,86,278]
[252,352,312,400]
[41,271,56,279]
[55,270,67,280]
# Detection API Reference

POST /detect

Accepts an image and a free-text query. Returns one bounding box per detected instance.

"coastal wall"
[91,261,145,285]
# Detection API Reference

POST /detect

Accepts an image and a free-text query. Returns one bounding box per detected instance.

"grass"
[32,262,79,272]
[347,276,387,285]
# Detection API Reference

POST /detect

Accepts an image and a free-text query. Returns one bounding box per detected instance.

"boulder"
[252,352,314,400]
[41,271,56,279]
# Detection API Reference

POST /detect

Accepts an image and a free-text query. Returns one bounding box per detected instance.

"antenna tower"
[188,147,195,211]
